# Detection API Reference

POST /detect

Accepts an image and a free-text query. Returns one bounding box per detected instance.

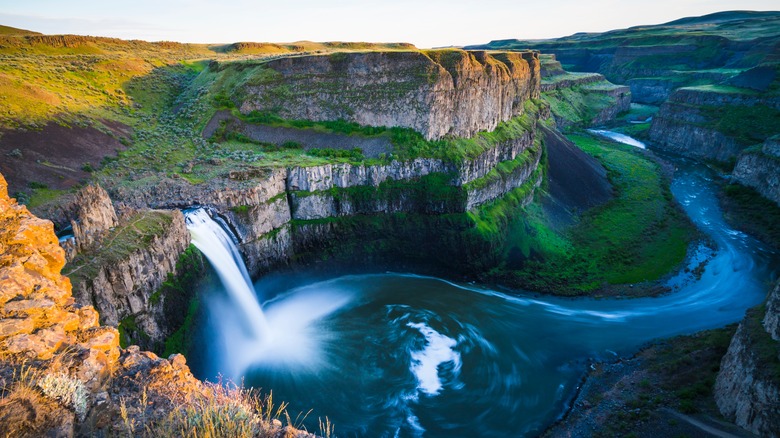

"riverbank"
[544,326,755,438]
[488,129,696,296]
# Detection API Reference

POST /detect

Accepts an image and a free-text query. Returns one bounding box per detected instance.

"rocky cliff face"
[0,171,312,437]
[69,184,118,253]
[108,104,550,278]
[237,50,540,140]
[766,281,780,342]
[68,210,191,350]
[54,183,195,351]
[649,88,780,163]
[715,281,780,437]
[732,137,780,206]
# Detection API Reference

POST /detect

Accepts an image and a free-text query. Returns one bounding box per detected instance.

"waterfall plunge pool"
[182,133,778,437]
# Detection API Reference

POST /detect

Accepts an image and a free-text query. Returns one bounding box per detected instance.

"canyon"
[0,10,777,437]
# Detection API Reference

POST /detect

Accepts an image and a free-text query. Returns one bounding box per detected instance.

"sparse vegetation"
[64,211,174,288]
[719,183,780,249]
[36,372,89,420]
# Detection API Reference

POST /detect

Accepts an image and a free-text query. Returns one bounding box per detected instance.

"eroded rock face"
[238,50,540,140]
[70,184,118,252]
[0,171,120,381]
[765,280,780,341]
[715,281,780,437]
[649,88,780,163]
[68,210,191,349]
[732,137,780,206]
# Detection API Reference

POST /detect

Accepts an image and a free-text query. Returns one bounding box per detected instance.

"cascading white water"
[184,208,270,339]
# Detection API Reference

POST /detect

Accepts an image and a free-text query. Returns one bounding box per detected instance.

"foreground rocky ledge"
[0,172,315,437]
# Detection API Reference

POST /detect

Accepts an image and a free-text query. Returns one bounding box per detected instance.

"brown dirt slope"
[0,121,130,195]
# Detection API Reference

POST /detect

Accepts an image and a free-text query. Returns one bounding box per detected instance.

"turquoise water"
[188,142,777,437]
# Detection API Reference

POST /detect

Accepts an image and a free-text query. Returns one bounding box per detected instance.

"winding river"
[186,131,778,437]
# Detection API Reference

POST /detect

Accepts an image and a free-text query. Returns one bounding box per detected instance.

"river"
[185,131,778,437]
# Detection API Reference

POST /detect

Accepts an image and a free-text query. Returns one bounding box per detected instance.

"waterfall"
[184,208,270,339]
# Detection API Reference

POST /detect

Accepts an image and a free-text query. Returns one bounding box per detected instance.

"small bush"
[148,383,289,438]
[307,147,364,161]
[13,191,30,204]
[36,372,89,420]
[81,162,95,172]
[28,181,48,189]
[280,141,301,149]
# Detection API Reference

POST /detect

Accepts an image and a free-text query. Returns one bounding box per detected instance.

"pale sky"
[0,0,777,48]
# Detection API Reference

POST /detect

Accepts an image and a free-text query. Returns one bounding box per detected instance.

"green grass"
[233,99,543,164]
[699,104,780,146]
[541,83,620,128]
[496,131,693,294]
[593,325,736,436]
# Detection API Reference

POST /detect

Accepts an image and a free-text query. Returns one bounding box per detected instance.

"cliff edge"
[714,280,780,437]
[236,49,540,140]
[0,171,313,437]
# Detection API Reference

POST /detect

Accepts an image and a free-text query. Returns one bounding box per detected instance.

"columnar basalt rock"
[70,184,118,253]
[732,136,780,206]
[238,49,541,140]
[68,210,191,349]
[715,281,780,437]
[0,171,312,437]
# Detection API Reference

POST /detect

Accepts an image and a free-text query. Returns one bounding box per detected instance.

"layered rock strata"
[732,136,780,206]
[715,280,780,437]
[0,172,311,437]
[236,49,541,140]
[649,87,780,162]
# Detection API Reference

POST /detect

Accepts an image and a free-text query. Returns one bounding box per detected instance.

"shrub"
[148,383,288,438]
[281,141,301,149]
[36,372,89,420]
[307,147,364,161]
[28,181,48,189]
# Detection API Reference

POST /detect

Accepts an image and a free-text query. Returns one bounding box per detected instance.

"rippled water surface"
[187,136,777,437]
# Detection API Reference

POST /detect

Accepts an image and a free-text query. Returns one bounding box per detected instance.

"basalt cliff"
[235,50,540,140]
[715,280,780,437]
[0,172,313,436]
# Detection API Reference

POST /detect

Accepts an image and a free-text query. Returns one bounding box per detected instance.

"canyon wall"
[649,88,780,163]
[732,137,780,206]
[60,185,193,351]
[67,210,190,350]
[715,281,780,437]
[235,50,540,140]
[0,171,309,437]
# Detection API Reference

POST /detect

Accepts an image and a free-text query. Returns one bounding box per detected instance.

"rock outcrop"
[67,210,191,349]
[69,184,118,252]
[714,281,780,437]
[0,169,123,396]
[0,171,313,437]
[732,136,780,206]
[649,87,780,163]
[47,180,195,351]
[539,69,631,128]
[236,49,540,140]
